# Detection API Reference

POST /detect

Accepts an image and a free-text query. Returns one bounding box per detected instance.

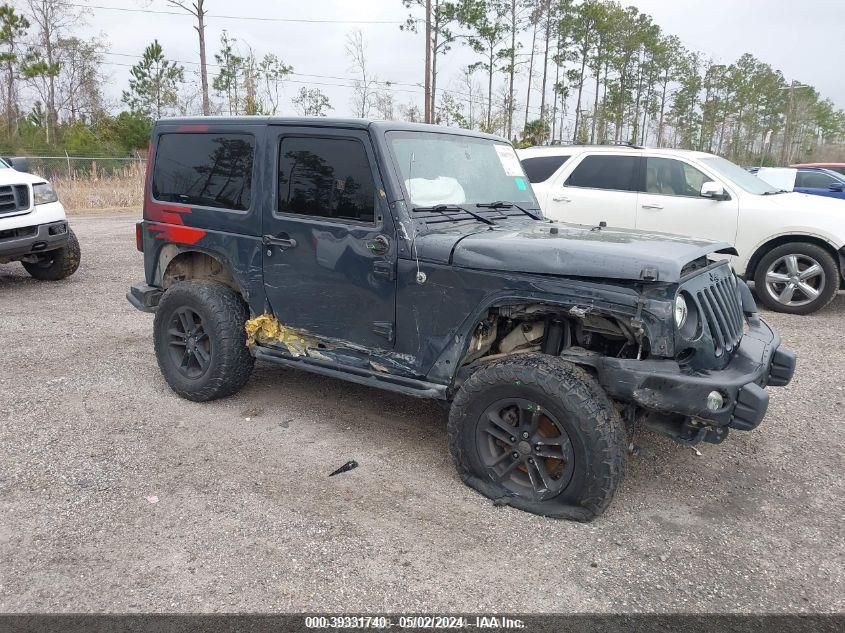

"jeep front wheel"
[22,229,81,280]
[448,354,626,521]
[153,281,254,401]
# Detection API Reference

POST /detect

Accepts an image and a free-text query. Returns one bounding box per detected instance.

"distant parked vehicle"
[755,167,845,200]
[518,144,845,314]
[0,156,81,280]
[791,162,845,177]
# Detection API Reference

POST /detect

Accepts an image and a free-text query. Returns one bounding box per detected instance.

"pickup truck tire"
[153,281,254,402]
[753,242,838,315]
[22,228,81,281]
[448,354,625,522]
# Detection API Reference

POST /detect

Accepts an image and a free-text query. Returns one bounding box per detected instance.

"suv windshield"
[386,131,540,211]
[699,155,780,195]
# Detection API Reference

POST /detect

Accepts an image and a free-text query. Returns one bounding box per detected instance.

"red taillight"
[135,222,143,252]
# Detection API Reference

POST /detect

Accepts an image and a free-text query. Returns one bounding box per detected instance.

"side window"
[565,155,638,191]
[795,170,837,189]
[645,157,710,197]
[521,155,569,183]
[153,133,254,211]
[278,136,376,223]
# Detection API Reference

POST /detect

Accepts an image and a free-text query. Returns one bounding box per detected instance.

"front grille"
[0,184,30,215]
[696,272,744,357]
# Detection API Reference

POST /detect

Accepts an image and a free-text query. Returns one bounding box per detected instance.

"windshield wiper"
[762,189,788,195]
[476,200,543,220]
[412,204,496,226]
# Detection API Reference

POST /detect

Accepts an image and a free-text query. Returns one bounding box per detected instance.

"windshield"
[699,155,780,194]
[819,168,845,183]
[386,131,540,210]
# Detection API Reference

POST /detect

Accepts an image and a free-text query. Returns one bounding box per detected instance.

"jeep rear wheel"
[753,242,838,315]
[153,281,254,401]
[448,354,626,522]
[22,229,81,281]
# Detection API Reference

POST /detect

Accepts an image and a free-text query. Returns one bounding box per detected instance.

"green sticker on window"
[515,177,527,191]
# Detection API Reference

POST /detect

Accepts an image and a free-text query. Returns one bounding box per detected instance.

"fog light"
[706,391,724,411]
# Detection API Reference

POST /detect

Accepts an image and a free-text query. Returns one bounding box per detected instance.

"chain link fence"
[8,155,148,211]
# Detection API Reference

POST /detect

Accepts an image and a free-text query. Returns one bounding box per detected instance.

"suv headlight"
[674,294,688,328]
[33,182,58,205]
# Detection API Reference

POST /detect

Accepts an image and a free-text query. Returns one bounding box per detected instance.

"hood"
[415,222,736,283]
[750,190,845,213]
[743,192,845,242]
[0,166,47,186]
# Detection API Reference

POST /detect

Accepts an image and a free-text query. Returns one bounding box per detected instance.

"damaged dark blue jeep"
[127,117,796,521]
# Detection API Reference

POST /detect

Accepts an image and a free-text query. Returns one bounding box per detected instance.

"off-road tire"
[448,354,626,522]
[153,281,254,402]
[22,228,81,280]
[753,242,839,315]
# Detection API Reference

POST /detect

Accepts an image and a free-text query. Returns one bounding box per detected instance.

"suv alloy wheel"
[753,242,839,314]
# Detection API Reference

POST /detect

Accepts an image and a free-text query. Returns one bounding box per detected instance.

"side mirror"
[6,156,29,172]
[700,181,727,200]
[828,182,844,192]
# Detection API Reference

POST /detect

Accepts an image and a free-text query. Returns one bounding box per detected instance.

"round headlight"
[674,294,688,329]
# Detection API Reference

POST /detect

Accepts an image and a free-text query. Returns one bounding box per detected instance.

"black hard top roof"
[154,116,508,143]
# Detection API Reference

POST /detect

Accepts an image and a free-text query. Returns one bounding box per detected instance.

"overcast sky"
[70,0,845,124]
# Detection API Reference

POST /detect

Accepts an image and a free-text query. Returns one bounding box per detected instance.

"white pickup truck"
[0,157,80,280]
[518,145,845,315]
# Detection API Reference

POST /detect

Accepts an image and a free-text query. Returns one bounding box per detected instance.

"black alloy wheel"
[166,306,212,379]
[476,398,575,501]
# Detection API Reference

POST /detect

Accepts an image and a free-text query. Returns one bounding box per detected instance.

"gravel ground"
[1,212,843,613]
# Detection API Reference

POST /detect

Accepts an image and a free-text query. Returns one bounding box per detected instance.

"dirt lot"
[1,212,843,613]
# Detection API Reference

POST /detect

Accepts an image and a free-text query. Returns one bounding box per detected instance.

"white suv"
[518,145,845,314]
[0,157,80,280]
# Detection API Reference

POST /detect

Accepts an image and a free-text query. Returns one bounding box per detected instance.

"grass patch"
[53,162,144,213]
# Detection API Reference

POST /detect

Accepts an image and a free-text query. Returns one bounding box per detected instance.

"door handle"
[263,234,298,249]
[552,195,571,203]
[641,203,663,210]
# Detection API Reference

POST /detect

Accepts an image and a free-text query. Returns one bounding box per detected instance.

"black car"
[127,117,795,521]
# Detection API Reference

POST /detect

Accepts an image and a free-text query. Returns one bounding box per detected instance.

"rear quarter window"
[152,132,255,211]
[521,155,569,183]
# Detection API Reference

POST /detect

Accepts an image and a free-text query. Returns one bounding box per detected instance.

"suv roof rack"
[608,141,644,149]
[526,141,646,150]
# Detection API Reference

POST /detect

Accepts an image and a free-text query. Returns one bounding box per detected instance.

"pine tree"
[0,4,29,136]
[122,40,184,120]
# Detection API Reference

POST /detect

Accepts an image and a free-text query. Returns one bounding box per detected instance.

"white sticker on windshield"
[494,144,525,177]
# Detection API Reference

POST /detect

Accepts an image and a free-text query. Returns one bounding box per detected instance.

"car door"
[794,169,845,199]
[262,127,397,349]
[636,156,739,245]
[544,153,639,228]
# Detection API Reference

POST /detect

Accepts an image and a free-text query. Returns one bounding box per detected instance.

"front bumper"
[0,220,69,262]
[594,316,795,432]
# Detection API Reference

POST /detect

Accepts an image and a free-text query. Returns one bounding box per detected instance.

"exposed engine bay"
[461,303,649,367]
